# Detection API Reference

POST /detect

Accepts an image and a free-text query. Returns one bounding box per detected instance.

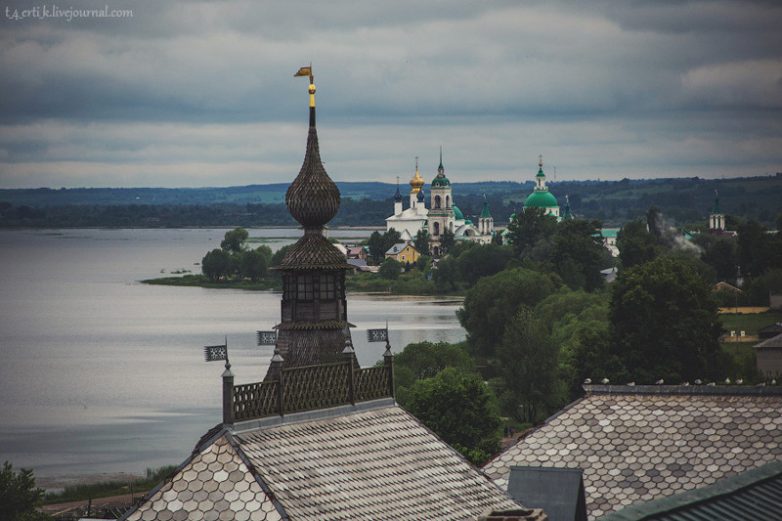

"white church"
[385,154,494,256]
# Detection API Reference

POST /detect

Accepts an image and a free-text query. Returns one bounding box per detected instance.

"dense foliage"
[0,462,50,521]
[609,256,724,383]
[201,228,272,282]
[392,342,501,465]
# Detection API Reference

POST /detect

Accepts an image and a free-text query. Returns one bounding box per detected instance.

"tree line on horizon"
[1,174,781,228]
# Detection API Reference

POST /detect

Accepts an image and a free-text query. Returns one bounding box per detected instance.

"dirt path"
[42,491,147,517]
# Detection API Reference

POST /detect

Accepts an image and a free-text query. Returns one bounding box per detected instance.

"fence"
[226,359,393,423]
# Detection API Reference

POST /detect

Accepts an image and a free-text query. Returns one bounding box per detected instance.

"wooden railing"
[227,359,394,423]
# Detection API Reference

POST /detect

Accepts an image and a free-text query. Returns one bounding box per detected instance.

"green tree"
[455,243,514,287]
[551,219,606,291]
[432,256,460,293]
[202,248,232,281]
[0,462,50,521]
[413,229,430,256]
[220,227,249,254]
[403,367,501,465]
[536,290,615,399]
[698,236,738,282]
[458,268,561,358]
[379,258,402,280]
[239,248,268,281]
[367,229,401,264]
[394,341,475,391]
[497,307,561,423]
[610,255,723,383]
[746,268,782,306]
[506,208,557,258]
[439,229,455,255]
[737,220,768,277]
[617,220,659,269]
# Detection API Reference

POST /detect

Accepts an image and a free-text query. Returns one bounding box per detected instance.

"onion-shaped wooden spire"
[285,76,340,229]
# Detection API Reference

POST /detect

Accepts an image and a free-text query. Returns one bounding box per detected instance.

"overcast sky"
[1,0,781,188]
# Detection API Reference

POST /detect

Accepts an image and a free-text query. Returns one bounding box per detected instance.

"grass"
[43,466,177,504]
[142,274,281,291]
[720,342,761,382]
[719,310,782,335]
[346,270,444,295]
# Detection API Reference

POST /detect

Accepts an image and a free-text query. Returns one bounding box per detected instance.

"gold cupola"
[409,156,425,194]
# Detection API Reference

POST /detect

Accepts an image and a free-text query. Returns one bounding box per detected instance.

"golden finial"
[294,64,315,108]
[410,156,424,193]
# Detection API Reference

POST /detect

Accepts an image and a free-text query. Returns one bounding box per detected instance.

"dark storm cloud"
[0,0,780,187]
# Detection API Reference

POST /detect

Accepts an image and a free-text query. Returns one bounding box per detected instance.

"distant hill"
[1,176,780,228]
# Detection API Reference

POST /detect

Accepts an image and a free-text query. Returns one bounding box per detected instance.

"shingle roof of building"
[758,322,782,339]
[277,230,352,271]
[755,332,782,349]
[385,242,410,255]
[600,460,782,521]
[123,400,543,521]
[483,385,782,520]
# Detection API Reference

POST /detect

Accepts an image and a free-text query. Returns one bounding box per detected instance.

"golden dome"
[409,157,425,193]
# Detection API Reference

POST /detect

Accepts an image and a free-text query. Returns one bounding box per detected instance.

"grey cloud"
[0,0,780,187]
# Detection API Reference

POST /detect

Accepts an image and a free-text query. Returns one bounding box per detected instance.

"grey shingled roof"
[600,460,782,521]
[124,401,541,521]
[755,332,782,349]
[483,385,782,520]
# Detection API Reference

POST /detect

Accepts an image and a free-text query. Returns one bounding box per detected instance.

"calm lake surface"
[0,228,465,485]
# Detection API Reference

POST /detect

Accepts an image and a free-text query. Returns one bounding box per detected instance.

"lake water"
[0,228,465,486]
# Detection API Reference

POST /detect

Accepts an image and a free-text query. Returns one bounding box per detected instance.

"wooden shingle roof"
[483,385,782,519]
[123,401,545,521]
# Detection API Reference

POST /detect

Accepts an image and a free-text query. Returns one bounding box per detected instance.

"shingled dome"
[285,124,340,228]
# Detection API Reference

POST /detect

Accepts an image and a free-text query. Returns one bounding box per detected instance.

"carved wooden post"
[343,335,356,405]
[383,341,395,399]
[270,348,285,416]
[222,362,234,426]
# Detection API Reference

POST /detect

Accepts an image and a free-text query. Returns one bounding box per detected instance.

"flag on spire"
[294,66,312,78]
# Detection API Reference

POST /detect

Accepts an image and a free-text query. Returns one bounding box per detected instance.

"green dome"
[480,200,492,219]
[452,205,465,220]
[524,190,559,209]
[431,176,450,187]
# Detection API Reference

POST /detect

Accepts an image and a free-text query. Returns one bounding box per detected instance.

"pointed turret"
[709,189,725,232]
[479,194,494,237]
[284,74,340,231]
[562,195,574,220]
[393,176,403,215]
[273,68,354,372]
[480,195,492,219]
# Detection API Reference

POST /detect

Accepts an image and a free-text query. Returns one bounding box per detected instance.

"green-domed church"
[523,156,560,218]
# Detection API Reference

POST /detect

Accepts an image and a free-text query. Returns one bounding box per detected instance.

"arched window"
[445,195,450,208]
[432,246,440,257]
[433,222,440,236]
[434,195,441,209]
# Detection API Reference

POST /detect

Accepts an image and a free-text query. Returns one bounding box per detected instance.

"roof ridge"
[584,384,782,396]
[230,397,397,433]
